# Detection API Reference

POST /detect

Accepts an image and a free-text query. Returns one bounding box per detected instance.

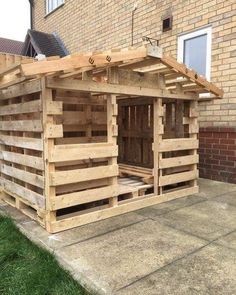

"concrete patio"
[1,178,236,295]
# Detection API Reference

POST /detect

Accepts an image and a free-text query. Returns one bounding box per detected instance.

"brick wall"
[199,127,236,183]
[33,0,236,183]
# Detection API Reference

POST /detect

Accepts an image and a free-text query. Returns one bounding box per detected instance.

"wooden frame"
[0,46,223,233]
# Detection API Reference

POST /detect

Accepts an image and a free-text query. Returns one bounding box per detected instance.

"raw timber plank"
[0,62,21,78]
[1,178,45,209]
[21,45,162,76]
[0,151,43,170]
[50,164,119,186]
[46,101,63,115]
[0,99,41,116]
[160,55,223,97]
[1,134,43,151]
[51,185,117,210]
[46,77,196,100]
[159,154,199,169]
[0,120,42,132]
[159,170,199,186]
[1,164,44,188]
[55,178,109,195]
[159,138,198,152]
[49,143,118,162]
[50,186,199,232]
[0,79,41,100]
[45,124,63,138]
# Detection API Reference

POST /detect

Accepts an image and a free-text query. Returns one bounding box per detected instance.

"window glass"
[46,0,64,14]
[183,34,207,77]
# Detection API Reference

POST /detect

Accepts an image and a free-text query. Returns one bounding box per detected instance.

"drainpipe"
[131,3,138,46]
[29,0,34,29]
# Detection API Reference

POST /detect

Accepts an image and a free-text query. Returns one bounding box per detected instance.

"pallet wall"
[0,79,45,223]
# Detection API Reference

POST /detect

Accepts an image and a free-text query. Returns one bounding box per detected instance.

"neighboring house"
[0,37,24,55]
[22,29,67,57]
[31,0,236,184]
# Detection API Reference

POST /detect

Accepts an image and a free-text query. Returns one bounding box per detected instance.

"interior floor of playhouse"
[117,176,153,198]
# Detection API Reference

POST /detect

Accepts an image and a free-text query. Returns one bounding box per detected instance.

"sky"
[0,0,30,41]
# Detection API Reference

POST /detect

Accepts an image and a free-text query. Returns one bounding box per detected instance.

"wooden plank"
[50,186,199,232]
[49,143,118,162]
[46,77,196,100]
[1,178,45,209]
[0,151,44,170]
[46,101,63,115]
[51,185,117,210]
[21,45,162,77]
[0,120,42,132]
[159,138,199,152]
[0,77,27,90]
[1,164,44,188]
[50,164,119,186]
[1,134,43,151]
[160,55,223,97]
[0,99,41,116]
[0,79,41,99]
[0,62,21,78]
[159,154,199,169]
[159,170,198,186]
[45,124,63,138]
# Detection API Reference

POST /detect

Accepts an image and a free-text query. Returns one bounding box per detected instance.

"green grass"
[0,215,89,295]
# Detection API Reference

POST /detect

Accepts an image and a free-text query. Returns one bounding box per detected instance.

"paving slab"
[154,200,236,241]
[215,230,236,251]
[56,219,206,293]
[212,191,236,207]
[117,244,236,295]
[136,194,206,218]
[17,211,147,251]
[197,178,236,199]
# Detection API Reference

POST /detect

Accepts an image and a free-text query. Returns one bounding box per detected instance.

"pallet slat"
[159,155,199,169]
[1,178,45,209]
[1,134,43,151]
[50,143,118,162]
[0,120,42,132]
[159,170,199,186]
[51,185,117,210]
[159,138,199,152]
[0,99,41,116]
[1,164,44,188]
[50,164,119,186]
[0,151,43,170]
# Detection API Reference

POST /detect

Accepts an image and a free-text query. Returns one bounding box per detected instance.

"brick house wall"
[33,0,236,183]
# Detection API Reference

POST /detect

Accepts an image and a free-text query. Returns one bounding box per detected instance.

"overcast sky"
[0,0,30,41]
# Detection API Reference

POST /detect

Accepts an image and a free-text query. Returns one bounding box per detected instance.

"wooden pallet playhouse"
[0,45,223,233]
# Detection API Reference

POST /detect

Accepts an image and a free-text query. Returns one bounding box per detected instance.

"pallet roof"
[0,44,223,99]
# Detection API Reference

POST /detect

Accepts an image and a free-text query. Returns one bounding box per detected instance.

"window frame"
[177,26,212,81]
[45,0,64,16]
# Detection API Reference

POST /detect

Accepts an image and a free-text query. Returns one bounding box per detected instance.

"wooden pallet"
[0,190,45,226]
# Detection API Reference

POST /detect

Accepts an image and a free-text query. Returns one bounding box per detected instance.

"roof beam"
[46,77,196,100]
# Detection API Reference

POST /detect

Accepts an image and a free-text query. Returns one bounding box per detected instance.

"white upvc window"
[177,26,212,80]
[46,0,64,15]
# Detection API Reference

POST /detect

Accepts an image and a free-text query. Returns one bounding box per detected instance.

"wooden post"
[189,100,199,188]
[107,67,119,207]
[153,98,163,195]
[41,77,56,232]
